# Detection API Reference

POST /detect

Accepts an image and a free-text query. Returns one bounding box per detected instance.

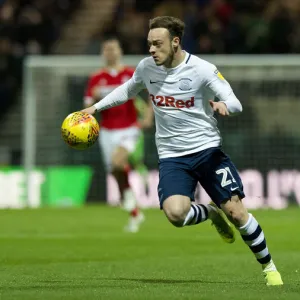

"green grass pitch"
[0,206,299,300]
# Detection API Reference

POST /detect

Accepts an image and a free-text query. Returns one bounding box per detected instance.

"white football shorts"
[99,126,141,171]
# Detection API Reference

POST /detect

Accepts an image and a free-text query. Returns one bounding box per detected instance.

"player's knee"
[221,195,248,227]
[163,196,190,227]
[111,157,125,170]
[111,147,129,170]
[166,208,186,227]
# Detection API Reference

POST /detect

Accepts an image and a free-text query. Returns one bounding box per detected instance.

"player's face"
[101,40,122,65]
[148,28,178,67]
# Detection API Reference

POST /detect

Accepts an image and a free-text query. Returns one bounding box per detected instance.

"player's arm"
[82,61,146,115]
[139,96,154,129]
[204,66,243,116]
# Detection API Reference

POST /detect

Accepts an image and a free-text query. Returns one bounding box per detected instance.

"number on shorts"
[216,167,236,187]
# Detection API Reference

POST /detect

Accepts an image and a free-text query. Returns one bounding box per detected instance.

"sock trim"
[201,205,208,220]
[241,225,262,241]
[184,206,196,226]
[195,205,202,224]
[238,213,252,230]
[258,254,271,264]
[250,239,267,253]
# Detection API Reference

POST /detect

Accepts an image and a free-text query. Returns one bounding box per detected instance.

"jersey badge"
[179,78,192,91]
[214,69,225,80]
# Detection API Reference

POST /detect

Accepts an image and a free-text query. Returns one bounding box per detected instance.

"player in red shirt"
[84,37,153,232]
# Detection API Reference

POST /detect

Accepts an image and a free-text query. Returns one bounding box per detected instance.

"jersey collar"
[163,51,190,73]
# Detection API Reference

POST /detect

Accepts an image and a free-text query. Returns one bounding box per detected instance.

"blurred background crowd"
[1,0,300,120]
[96,0,300,55]
[0,0,81,119]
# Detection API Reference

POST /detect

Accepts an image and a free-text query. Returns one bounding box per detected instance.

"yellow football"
[61,112,100,150]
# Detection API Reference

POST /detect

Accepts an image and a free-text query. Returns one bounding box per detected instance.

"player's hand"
[209,100,229,116]
[81,106,97,115]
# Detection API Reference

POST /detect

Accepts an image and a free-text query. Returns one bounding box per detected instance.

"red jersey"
[84,66,138,129]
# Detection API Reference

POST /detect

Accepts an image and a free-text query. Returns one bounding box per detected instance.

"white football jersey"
[132,52,242,158]
[94,52,242,159]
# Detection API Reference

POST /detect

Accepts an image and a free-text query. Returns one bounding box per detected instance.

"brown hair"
[149,16,185,44]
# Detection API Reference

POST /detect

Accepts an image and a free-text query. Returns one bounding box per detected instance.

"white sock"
[183,204,212,226]
[262,260,277,272]
[238,213,276,270]
[122,188,137,212]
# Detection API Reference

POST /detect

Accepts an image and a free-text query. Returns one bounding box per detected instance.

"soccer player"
[82,17,283,285]
[84,37,153,232]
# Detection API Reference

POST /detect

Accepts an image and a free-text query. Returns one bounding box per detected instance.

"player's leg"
[111,145,144,232]
[199,148,283,286]
[111,146,132,205]
[128,132,148,188]
[158,156,235,238]
[162,195,210,227]
[113,127,146,232]
[99,128,128,197]
[221,196,283,286]
[99,128,143,232]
